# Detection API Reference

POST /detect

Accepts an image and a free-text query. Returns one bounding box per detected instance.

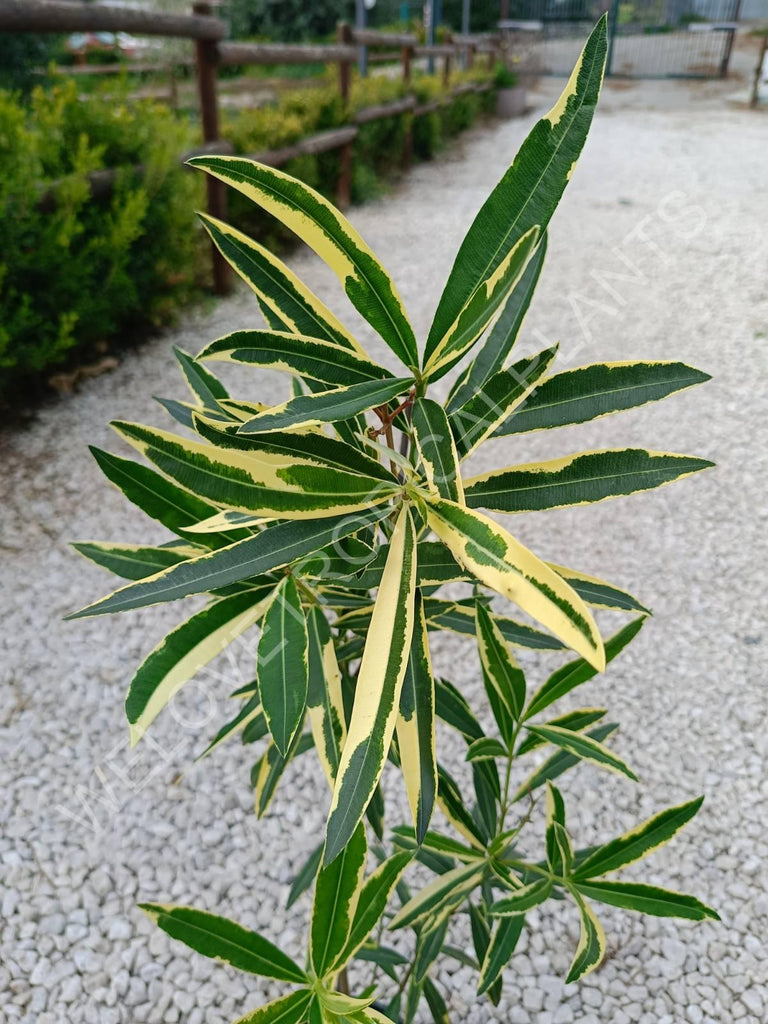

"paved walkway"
[1,72,767,1024]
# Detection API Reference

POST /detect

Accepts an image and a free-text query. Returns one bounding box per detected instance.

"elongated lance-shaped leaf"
[449,233,548,411]
[477,914,525,996]
[396,590,438,843]
[517,707,607,756]
[412,398,465,504]
[426,598,566,652]
[545,781,569,874]
[494,360,711,436]
[287,842,324,909]
[234,990,313,1024]
[306,606,347,787]
[257,576,309,756]
[156,395,227,432]
[435,677,484,743]
[525,617,644,720]
[436,764,488,849]
[572,880,719,921]
[89,446,245,548]
[466,737,508,761]
[476,600,527,727]
[423,977,451,1024]
[253,731,314,817]
[566,893,606,982]
[112,420,399,520]
[450,347,558,460]
[138,903,306,983]
[182,510,270,535]
[325,505,417,864]
[527,724,637,781]
[325,541,468,591]
[389,861,485,931]
[412,918,450,985]
[189,158,418,369]
[548,562,650,615]
[513,722,618,801]
[71,541,199,581]
[424,499,604,669]
[199,213,363,354]
[311,822,367,977]
[192,415,395,484]
[392,826,485,862]
[465,448,714,514]
[491,877,553,916]
[331,851,413,973]
[198,330,391,387]
[574,796,705,879]
[174,345,229,409]
[425,16,607,358]
[319,990,376,1015]
[198,693,264,761]
[68,506,390,619]
[423,226,541,382]
[125,592,269,746]
[236,377,413,436]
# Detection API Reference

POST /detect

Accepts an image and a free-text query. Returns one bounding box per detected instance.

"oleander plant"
[71,17,719,1023]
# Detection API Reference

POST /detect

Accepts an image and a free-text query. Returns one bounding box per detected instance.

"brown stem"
[336,966,350,995]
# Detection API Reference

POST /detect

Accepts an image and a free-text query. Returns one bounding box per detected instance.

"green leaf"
[396,591,438,844]
[549,562,650,615]
[112,420,398,520]
[412,918,449,984]
[199,213,363,353]
[425,17,607,357]
[287,842,324,909]
[476,600,527,728]
[236,377,413,435]
[89,446,244,548]
[526,724,637,781]
[423,226,541,381]
[412,398,464,503]
[126,592,269,745]
[448,233,548,410]
[437,763,488,849]
[306,606,347,787]
[423,977,450,1024]
[574,796,705,879]
[513,723,619,800]
[391,826,485,862]
[325,506,417,864]
[198,330,391,387]
[449,347,558,459]
[477,914,525,995]
[435,677,484,743]
[67,507,390,619]
[545,782,570,874]
[253,732,314,817]
[311,823,368,977]
[425,599,566,652]
[465,448,714,514]
[71,541,197,581]
[198,693,264,761]
[425,499,604,669]
[189,158,418,369]
[234,989,313,1024]
[466,737,508,762]
[258,576,309,756]
[138,903,306,983]
[566,893,605,982]
[572,880,719,921]
[525,617,645,719]
[491,877,553,915]
[331,851,413,972]
[494,360,711,436]
[517,707,606,756]
[174,345,229,408]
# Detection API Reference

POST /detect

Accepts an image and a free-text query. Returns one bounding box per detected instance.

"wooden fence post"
[337,22,353,210]
[443,35,453,87]
[401,42,414,172]
[192,0,230,294]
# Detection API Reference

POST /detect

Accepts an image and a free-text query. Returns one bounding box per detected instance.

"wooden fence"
[1,0,500,293]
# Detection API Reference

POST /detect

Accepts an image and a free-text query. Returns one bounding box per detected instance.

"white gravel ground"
[2,73,767,1024]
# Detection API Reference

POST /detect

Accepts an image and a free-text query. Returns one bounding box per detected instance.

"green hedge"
[0,69,494,406]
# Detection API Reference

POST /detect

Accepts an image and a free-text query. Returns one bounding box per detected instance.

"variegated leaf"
[311,823,367,977]
[572,880,718,921]
[526,724,637,781]
[475,600,527,730]
[71,541,198,581]
[306,606,347,787]
[424,499,604,669]
[494,360,710,436]
[189,158,418,369]
[465,449,714,514]
[566,893,606,982]
[412,398,464,504]
[257,576,309,756]
[324,505,417,864]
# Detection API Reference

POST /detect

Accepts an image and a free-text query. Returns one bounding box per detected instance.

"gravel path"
[2,74,767,1024]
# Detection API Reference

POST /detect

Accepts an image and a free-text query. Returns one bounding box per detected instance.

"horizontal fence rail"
[1,0,501,292]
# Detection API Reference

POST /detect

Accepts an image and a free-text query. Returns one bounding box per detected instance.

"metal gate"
[502,0,741,78]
